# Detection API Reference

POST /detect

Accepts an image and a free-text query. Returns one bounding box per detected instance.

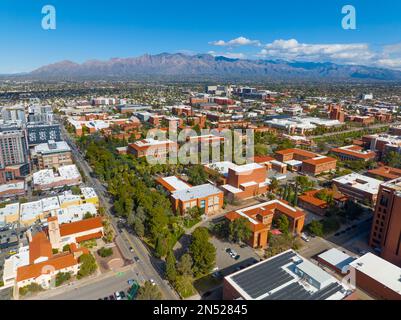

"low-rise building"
[32,165,82,191]
[225,200,305,248]
[298,189,347,216]
[0,180,26,198]
[223,249,354,300]
[220,163,269,200]
[349,253,401,300]
[156,176,223,216]
[0,203,20,226]
[367,166,401,181]
[316,248,355,274]
[275,148,336,176]
[31,140,73,169]
[330,145,376,162]
[127,138,178,159]
[332,173,382,205]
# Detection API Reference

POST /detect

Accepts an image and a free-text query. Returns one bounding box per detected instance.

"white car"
[114,291,122,300]
[150,279,156,286]
[301,233,310,242]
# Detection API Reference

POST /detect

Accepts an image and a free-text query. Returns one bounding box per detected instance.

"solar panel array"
[263,282,312,300]
[231,250,345,300]
[307,282,344,300]
[231,251,297,299]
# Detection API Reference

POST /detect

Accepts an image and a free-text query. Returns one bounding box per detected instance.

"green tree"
[97,247,113,258]
[62,244,71,252]
[269,177,279,194]
[187,165,208,185]
[77,253,98,279]
[384,151,401,168]
[83,212,95,219]
[308,220,324,237]
[189,227,216,276]
[177,253,193,276]
[55,272,72,286]
[71,186,81,195]
[228,217,252,244]
[136,281,163,300]
[165,250,177,283]
[276,215,290,234]
[155,234,170,259]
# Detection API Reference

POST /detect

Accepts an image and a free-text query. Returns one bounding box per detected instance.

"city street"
[57,121,179,300]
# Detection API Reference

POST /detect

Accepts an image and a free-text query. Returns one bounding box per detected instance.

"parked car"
[114,291,122,300]
[119,291,126,300]
[150,279,156,286]
[127,279,135,286]
[234,254,241,260]
[301,233,310,242]
[109,295,115,300]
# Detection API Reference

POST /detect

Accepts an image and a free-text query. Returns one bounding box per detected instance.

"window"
[200,200,205,208]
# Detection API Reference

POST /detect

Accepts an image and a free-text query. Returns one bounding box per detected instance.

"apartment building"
[225,200,305,248]
[31,140,73,170]
[369,178,401,267]
[0,129,30,183]
[330,145,376,162]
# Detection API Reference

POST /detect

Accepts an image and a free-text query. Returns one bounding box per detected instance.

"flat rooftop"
[172,183,222,201]
[318,248,355,272]
[333,173,382,195]
[350,253,401,295]
[33,140,71,155]
[225,250,351,300]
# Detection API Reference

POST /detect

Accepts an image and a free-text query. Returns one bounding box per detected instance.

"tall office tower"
[370,177,401,267]
[0,128,30,183]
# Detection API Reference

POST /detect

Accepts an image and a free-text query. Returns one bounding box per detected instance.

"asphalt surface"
[56,120,178,300]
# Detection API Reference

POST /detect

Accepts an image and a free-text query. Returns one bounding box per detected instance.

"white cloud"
[207,37,401,70]
[209,36,260,47]
[208,51,246,59]
[257,39,374,64]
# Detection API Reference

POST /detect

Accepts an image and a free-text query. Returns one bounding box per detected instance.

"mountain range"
[8,53,401,81]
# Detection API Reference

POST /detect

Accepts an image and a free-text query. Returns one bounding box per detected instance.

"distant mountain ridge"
[16,53,401,81]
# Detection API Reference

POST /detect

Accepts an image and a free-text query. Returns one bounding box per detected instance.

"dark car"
[109,295,115,300]
[234,255,240,260]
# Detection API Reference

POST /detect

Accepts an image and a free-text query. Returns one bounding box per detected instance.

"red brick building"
[369,177,401,267]
[330,145,376,162]
[225,200,305,248]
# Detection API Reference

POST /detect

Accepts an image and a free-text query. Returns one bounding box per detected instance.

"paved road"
[298,216,373,259]
[57,119,178,300]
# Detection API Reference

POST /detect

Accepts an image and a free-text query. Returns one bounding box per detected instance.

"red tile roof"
[59,217,103,237]
[76,231,103,243]
[29,232,53,264]
[17,253,78,282]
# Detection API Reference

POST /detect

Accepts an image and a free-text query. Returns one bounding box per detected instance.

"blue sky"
[0,0,401,73]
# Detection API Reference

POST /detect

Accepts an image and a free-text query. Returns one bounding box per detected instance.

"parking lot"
[210,236,261,277]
